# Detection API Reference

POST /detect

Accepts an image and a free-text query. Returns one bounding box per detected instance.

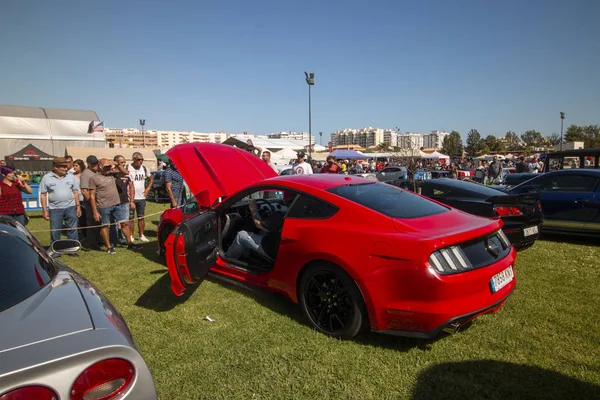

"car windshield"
[0,231,58,312]
[327,182,448,219]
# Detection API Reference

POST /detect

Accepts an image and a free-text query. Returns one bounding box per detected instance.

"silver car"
[0,217,156,399]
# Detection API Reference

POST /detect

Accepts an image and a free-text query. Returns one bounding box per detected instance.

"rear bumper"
[502,223,540,250]
[373,288,513,339]
[361,248,517,338]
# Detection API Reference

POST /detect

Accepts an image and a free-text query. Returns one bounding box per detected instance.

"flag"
[88,121,104,133]
[93,121,105,132]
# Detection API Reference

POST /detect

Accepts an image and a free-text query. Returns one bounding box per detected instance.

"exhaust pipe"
[442,321,461,334]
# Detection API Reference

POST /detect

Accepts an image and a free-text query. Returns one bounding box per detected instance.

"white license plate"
[523,226,539,237]
[490,266,514,293]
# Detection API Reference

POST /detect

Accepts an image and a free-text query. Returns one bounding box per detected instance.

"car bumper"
[364,249,517,338]
[502,223,540,251]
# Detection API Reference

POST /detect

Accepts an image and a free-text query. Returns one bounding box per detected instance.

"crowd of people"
[0,152,187,255]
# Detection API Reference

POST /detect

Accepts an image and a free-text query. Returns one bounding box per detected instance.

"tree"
[505,131,521,151]
[465,129,484,156]
[565,124,600,148]
[376,142,390,152]
[441,131,463,157]
[484,135,505,152]
[565,125,584,143]
[546,133,562,146]
[520,130,544,148]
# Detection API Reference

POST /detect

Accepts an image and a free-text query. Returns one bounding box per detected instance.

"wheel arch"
[295,258,376,330]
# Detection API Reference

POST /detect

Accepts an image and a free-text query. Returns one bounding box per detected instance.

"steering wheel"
[222,213,241,238]
[254,199,276,216]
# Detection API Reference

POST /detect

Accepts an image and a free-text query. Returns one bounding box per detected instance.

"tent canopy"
[330,149,368,159]
[5,144,54,172]
[0,105,104,158]
[65,147,158,171]
[422,151,450,160]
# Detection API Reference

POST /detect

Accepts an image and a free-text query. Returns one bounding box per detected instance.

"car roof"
[424,178,505,196]
[542,169,600,177]
[267,174,374,190]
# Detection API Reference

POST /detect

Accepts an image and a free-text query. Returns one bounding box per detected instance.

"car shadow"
[539,232,599,247]
[205,273,445,351]
[411,360,600,400]
[135,271,200,312]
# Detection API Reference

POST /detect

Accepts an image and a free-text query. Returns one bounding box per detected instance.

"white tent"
[423,151,450,160]
[0,105,105,157]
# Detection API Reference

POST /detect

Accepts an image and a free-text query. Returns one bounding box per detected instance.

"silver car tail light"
[70,358,135,400]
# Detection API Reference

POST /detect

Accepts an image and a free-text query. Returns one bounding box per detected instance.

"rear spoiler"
[486,193,540,205]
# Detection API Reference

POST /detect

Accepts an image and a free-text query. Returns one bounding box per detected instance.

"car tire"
[298,263,369,339]
[158,224,174,257]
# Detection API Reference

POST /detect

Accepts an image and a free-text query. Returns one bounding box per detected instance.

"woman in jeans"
[0,166,33,225]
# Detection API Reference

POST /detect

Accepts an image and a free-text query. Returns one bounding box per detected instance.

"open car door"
[165,211,218,296]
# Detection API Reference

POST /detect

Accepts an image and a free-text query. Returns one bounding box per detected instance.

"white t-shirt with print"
[128,164,150,200]
[292,161,313,175]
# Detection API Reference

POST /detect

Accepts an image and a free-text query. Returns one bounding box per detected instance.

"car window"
[535,174,597,192]
[239,189,282,202]
[0,232,58,312]
[328,182,448,219]
[286,195,338,219]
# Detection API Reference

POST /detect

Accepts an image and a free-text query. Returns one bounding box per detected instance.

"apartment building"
[331,127,385,148]
[422,130,450,149]
[397,133,424,150]
[105,128,159,148]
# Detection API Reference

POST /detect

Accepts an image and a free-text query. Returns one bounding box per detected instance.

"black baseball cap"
[297,150,306,158]
[86,155,99,164]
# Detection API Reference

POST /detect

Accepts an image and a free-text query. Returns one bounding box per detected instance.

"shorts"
[99,204,129,226]
[129,199,146,219]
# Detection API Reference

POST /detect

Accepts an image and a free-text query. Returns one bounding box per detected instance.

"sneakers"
[128,243,142,251]
[130,236,135,242]
[139,235,149,243]
[107,247,116,255]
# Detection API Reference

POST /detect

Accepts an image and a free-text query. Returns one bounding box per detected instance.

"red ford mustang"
[160,143,517,339]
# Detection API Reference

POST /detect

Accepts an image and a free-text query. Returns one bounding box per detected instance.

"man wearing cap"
[292,150,313,175]
[127,151,153,242]
[80,155,101,248]
[0,165,33,225]
[39,157,81,247]
[90,158,141,254]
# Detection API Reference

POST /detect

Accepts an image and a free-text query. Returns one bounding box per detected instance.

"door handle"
[279,237,297,244]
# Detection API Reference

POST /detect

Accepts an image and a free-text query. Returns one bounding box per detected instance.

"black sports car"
[391,178,542,251]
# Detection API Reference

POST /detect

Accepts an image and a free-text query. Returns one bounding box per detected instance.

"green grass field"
[26,202,600,399]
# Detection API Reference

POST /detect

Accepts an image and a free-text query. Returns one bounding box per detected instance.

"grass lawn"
[26,202,600,399]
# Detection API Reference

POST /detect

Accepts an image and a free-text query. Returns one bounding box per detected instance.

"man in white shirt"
[127,152,153,242]
[261,151,279,173]
[292,150,313,175]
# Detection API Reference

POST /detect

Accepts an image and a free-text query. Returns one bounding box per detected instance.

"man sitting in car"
[226,193,295,260]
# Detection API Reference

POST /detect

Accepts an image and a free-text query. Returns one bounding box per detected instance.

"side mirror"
[49,239,81,256]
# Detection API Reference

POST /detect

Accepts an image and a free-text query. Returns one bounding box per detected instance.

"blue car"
[508,169,600,235]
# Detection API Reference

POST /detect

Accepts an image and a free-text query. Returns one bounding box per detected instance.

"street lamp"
[304,72,314,160]
[319,131,323,145]
[139,119,146,148]
[560,112,565,151]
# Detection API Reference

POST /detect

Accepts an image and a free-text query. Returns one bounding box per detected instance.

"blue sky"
[1,0,598,142]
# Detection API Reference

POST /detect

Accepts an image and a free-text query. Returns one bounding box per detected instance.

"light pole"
[319,131,323,145]
[139,119,146,148]
[304,72,314,160]
[560,112,565,151]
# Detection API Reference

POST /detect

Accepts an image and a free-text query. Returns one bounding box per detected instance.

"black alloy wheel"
[299,263,368,339]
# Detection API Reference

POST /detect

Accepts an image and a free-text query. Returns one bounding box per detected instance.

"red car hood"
[393,209,502,244]
[166,143,278,208]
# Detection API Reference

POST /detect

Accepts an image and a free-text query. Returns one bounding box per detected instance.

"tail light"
[428,246,473,275]
[0,386,58,400]
[494,206,522,217]
[70,359,135,400]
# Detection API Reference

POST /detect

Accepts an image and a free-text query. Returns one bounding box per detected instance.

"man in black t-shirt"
[225,196,291,260]
[110,155,134,246]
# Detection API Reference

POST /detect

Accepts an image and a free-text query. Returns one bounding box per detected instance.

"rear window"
[0,232,58,312]
[327,182,448,219]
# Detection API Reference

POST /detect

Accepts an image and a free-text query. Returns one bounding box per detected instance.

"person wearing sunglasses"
[127,152,153,242]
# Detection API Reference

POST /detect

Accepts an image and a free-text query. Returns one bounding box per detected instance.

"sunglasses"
[135,158,144,161]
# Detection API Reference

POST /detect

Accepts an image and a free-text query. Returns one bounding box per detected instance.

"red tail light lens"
[70,359,135,400]
[0,386,58,400]
[494,206,522,217]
